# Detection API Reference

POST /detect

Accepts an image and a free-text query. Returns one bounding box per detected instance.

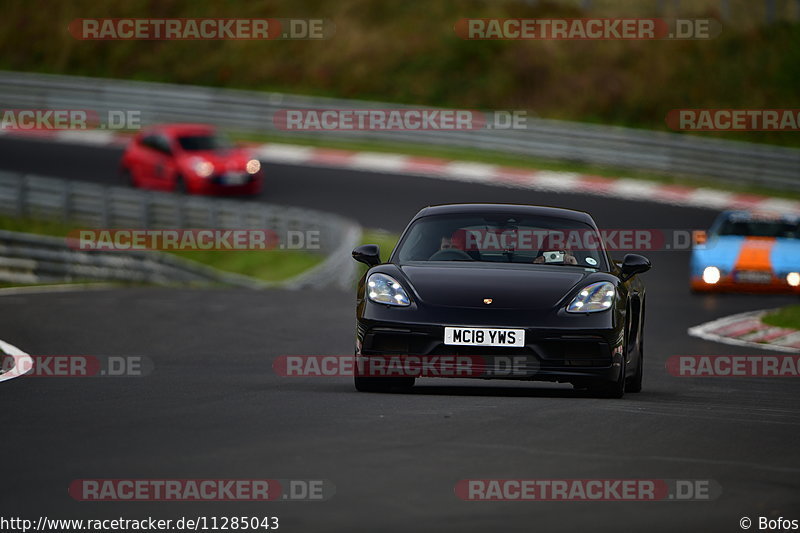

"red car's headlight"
[246,159,261,174]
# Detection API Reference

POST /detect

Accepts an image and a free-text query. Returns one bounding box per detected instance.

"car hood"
[399,263,591,310]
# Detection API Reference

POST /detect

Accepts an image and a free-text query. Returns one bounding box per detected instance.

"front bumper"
[356,319,625,384]
[189,172,263,195]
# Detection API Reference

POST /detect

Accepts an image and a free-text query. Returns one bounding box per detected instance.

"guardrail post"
[101,186,111,227]
[176,196,186,227]
[209,202,219,228]
[62,180,72,223]
[16,175,27,218]
[275,210,287,251]
[141,192,152,227]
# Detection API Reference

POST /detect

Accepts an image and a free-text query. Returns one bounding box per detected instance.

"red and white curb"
[0,127,131,147]
[688,310,800,353]
[2,128,799,215]
[254,144,800,215]
[0,338,33,383]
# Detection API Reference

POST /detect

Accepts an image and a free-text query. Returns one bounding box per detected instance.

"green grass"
[244,132,800,201]
[0,215,74,237]
[0,214,323,284]
[361,229,400,261]
[168,249,322,282]
[352,229,400,279]
[762,305,800,330]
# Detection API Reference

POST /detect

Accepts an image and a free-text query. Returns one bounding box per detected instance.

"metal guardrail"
[0,70,797,190]
[0,229,265,287]
[0,171,361,290]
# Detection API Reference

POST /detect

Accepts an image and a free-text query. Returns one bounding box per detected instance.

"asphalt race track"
[1,136,798,532]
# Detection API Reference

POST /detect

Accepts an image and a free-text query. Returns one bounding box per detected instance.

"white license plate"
[223,173,248,185]
[735,270,772,284]
[444,327,525,347]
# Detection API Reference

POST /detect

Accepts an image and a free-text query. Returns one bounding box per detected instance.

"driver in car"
[428,229,472,260]
[439,235,461,251]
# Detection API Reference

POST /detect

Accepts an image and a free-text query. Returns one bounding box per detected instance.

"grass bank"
[1,0,798,147]
[762,305,800,330]
[0,215,323,284]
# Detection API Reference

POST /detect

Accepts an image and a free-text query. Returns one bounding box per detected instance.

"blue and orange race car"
[691,211,800,293]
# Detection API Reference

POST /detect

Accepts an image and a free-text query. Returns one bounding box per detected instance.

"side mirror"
[620,253,651,281]
[352,244,381,267]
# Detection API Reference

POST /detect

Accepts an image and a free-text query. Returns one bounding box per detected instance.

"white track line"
[688,309,800,353]
[0,338,32,383]
[0,283,119,382]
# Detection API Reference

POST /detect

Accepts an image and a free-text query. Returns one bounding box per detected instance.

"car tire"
[591,356,626,399]
[626,350,643,393]
[626,310,644,393]
[354,375,415,393]
[590,327,628,399]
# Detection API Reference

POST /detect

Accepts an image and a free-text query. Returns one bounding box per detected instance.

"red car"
[120,124,263,195]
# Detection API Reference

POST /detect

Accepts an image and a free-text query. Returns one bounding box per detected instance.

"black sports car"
[352,203,651,398]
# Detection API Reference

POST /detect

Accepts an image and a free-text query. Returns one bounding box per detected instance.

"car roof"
[413,203,597,225]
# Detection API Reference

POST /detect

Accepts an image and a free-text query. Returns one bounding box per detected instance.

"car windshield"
[176,133,232,151]
[393,213,607,269]
[717,218,799,239]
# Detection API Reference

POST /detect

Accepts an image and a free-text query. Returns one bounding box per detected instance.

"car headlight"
[191,158,214,178]
[246,159,261,174]
[567,281,615,313]
[787,272,800,287]
[367,273,411,306]
[702,266,721,284]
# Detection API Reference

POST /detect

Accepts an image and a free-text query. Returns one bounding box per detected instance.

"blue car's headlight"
[567,281,615,313]
[367,273,411,306]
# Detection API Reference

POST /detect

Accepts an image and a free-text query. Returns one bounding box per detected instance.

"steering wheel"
[428,248,473,261]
